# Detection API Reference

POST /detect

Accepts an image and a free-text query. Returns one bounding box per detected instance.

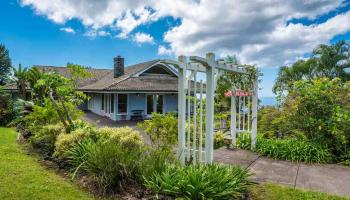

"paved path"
[83,112,350,197]
[215,148,350,197]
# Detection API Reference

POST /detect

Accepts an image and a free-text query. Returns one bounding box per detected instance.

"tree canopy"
[273,41,350,99]
[0,44,12,85]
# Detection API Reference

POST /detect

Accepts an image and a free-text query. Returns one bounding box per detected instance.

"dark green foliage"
[144,163,251,200]
[0,92,17,126]
[256,138,333,163]
[0,44,12,85]
[12,64,28,100]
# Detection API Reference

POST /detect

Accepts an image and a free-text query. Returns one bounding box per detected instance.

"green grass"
[251,183,349,200]
[0,127,94,200]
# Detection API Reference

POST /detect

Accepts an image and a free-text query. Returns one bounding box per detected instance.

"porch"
[85,92,178,121]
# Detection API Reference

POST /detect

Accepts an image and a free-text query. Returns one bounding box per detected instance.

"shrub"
[340,150,350,166]
[144,163,251,199]
[67,139,144,194]
[282,78,350,156]
[30,124,64,156]
[0,93,16,126]
[137,113,177,151]
[236,132,252,150]
[256,138,333,163]
[54,127,93,161]
[214,131,225,149]
[96,126,142,147]
[54,126,143,162]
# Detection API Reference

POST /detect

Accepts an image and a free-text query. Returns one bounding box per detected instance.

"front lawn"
[0,127,94,200]
[251,183,349,200]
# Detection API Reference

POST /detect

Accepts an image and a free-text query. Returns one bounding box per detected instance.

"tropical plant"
[12,64,28,100]
[256,138,333,163]
[236,132,252,150]
[144,163,251,200]
[67,139,144,194]
[0,44,12,85]
[273,41,350,98]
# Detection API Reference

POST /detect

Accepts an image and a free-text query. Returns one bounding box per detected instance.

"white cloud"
[133,32,154,44]
[84,29,111,38]
[158,45,173,55]
[20,0,350,67]
[59,27,75,34]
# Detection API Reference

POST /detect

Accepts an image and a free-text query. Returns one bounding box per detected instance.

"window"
[147,95,154,114]
[118,94,127,114]
[101,94,104,110]
[156,95,163,113]
[111,94,114,113]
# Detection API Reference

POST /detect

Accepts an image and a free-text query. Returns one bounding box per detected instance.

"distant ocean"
[260,97,276,106]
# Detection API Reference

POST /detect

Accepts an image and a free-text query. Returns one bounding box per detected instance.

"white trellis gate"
[162,52,258,164]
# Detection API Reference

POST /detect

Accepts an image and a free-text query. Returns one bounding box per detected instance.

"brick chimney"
[113,56,124,78]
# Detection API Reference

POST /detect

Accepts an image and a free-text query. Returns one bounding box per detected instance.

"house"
[5,56,187,121]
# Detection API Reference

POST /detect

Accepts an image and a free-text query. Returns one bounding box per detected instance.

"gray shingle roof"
[80,60,160,90]
[3,59,187,92]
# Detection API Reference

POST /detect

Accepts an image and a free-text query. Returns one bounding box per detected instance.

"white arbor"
[162,52,258,164]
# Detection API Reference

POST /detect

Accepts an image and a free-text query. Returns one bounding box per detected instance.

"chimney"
[113,56,124,78]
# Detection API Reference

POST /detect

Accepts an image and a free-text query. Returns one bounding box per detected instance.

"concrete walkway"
[83,112,350,197]
[215,148,350,197]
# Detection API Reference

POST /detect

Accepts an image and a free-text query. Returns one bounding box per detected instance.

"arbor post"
[178,55,187,164]
[205,52,215,163]
[251,77,258,148]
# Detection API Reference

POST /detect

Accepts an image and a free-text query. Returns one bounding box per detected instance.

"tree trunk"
[48,90,68,128]
[58,96,73,127]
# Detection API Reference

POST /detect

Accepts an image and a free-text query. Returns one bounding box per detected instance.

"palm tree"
[0,44,12,85]
[313,40,350,80]
[273,41,350,96]
[13,64,28,100]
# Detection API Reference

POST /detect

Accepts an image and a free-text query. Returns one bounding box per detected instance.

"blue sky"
[1,0,349,97]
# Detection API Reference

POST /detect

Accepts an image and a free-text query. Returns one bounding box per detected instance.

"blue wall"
[88,92,178,121]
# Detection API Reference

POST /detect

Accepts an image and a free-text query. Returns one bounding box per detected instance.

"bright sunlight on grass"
[0,127,94,200]
[251,183,349,200]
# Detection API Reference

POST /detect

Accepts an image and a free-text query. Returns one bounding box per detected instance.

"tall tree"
[273,41,350,98]
[30,63,90,131]
[0,44,12,85]
[13,64,28,100]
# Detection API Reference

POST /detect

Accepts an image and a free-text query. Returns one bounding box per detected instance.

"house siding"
[87,92,178,121]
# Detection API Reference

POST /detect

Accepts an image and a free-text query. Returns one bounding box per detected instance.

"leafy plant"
[236,132,252,150]
[54,126,94,161]
[30,124,64,156]
[256,138,333,163]
[284,78,350,156]
[67,139,143,194]
[214,131,225,149]
[137,112,177,151]
[144,163,251,200]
